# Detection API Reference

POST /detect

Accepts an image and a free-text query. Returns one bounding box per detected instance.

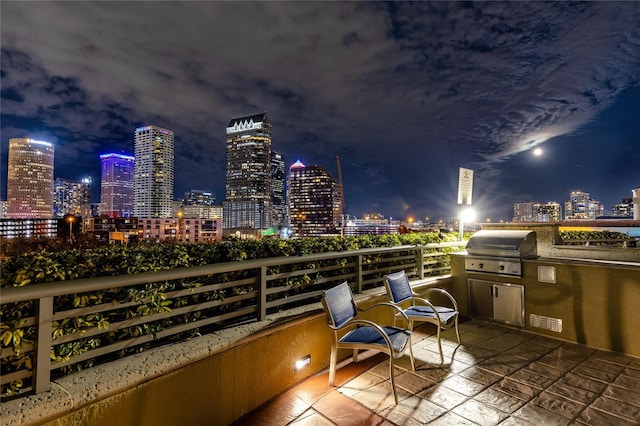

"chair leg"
[353,349,359,362]
[388,357,399,405]
[408,339,416,371]
[436,326,444,364]
[454,316,461,344]
[329,344,337,386]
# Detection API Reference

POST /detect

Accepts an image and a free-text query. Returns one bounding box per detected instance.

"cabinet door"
[493,284,524,326]
[469,279,494,319]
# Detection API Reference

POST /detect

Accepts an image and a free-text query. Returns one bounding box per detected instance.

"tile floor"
[234,320,640,425]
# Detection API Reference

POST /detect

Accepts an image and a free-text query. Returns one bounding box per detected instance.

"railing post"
[34,296,53,393]
[257,266,267,321]
[416,247,425,279]
[355,255,363,293]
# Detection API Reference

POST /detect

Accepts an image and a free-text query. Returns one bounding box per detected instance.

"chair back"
[385,271,413,304]
[322,282,357,328]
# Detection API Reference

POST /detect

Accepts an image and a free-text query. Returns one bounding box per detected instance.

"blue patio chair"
[385,270,460,364]
[322,281,415,405]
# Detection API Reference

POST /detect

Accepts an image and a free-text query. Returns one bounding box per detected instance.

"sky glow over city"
[1,1,639,222]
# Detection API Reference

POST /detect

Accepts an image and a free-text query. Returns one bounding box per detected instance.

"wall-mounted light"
[294,354,311,371]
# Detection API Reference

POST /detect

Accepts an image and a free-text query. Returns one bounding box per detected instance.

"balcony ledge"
[1,278,454,426]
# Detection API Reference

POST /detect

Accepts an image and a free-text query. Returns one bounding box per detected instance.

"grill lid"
[466,230,537,258]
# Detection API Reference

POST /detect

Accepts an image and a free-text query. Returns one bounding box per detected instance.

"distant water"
[596,227,640,237]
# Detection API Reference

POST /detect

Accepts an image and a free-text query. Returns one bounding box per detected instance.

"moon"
[533,147,543,156]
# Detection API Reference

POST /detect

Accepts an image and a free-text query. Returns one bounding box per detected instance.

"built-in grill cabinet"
[463,230,537,326]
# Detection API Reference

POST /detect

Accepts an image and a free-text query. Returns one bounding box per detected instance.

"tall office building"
[133,126,174,218]
[224,112,272,231]
[564,191,603,220]
[6,138,55,219]
[513,202,535,222]
[535,202,561,222]
[611,197,633,217]
[53,177,91,218]
[179,189,219,219]
[287,159,342,237]
[100,153,135,218]
[270,151,286,227]
[183,189,215,206]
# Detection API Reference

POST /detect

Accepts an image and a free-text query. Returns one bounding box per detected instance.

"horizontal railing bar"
[266,262,356,282]
[1,245,461,304]
[264,271,357,297]
[423,251,450,257]
[0,369,31,386]
[51,307,257,369]
[162,278,256,299]
[53,300,139,320]
[51,293,257,344]
[0,317,36,328]
[265,290,324,309]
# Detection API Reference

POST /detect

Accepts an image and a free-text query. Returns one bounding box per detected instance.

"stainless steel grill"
[464,230,537,276]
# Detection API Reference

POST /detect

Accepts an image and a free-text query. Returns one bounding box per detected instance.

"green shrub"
[0,232,461,396]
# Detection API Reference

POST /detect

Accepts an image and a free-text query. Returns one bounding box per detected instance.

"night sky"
[2,1,639,222]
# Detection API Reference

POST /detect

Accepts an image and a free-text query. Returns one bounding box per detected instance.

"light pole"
[67,216,75,243]
[177,211,184,242]
[459,208,475,241]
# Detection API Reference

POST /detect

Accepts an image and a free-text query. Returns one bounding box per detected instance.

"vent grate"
[530,314,562,333]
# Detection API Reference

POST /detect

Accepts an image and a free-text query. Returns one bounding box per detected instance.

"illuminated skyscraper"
[6,138,55,218]
[270,151,286,227]
[100,153,135,218]
[53,177,91,218]
[224,112,272,231]
[535,202,561,222]
[183,189,215,206]
[287,159,342,237]
[564,191,603,220]
[133,126,174,218]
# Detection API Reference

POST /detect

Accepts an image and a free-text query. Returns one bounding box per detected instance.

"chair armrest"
[422,288,459,311]
[357,302,412,327]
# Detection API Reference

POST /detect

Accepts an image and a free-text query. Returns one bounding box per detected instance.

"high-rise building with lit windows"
[270,151,286,226]
[287,159,342,237]
[53,177,91,218]
[564,191,603,220]
[100,153,135,218]
[6,138,55,218]
[611,197,633,217]
[535,202,561,222]
[183,189,215,206]
[133,126,174,218]
[223,112,272,231]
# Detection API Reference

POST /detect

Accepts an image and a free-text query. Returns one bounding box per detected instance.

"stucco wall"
[2,287,399,426]
[451,254,640,357]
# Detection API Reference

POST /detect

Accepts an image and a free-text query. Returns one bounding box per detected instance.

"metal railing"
[0,242,465,396]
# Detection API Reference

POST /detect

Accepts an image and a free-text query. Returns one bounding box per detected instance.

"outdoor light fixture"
[459,208,476,241]
[294,354,311,371]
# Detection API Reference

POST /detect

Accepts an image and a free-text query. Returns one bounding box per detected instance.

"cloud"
[2,1,639,218]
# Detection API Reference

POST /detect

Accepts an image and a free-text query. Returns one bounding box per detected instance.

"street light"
[67,216,76,243]
[177,211,184,242]
[459,208,475,241]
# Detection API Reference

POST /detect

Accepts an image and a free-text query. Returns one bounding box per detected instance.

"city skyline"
[2,2,639,222]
